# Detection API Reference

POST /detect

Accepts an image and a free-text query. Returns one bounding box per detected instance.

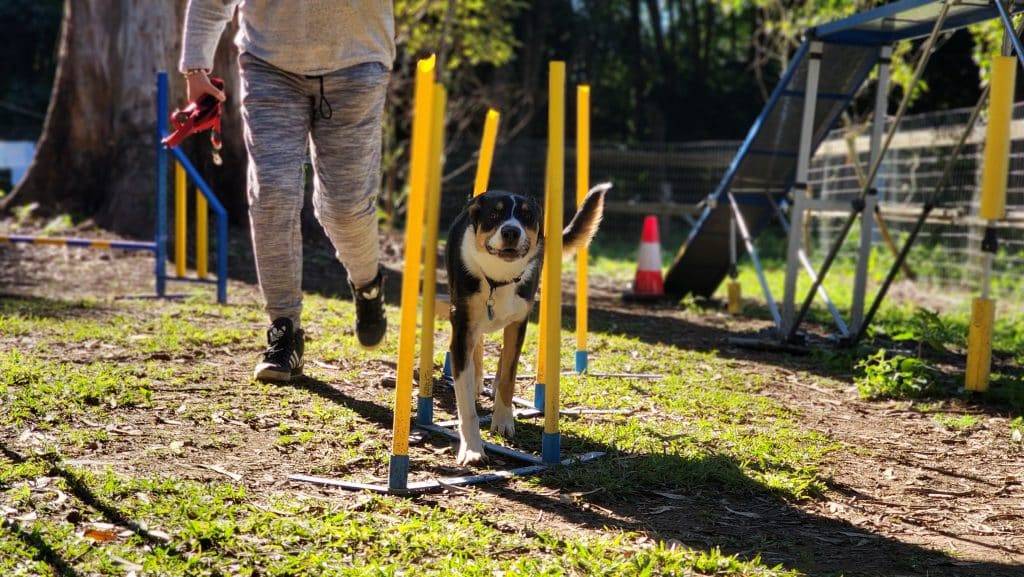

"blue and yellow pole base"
[542,432,560,465]
[388,455,410,492]
[575,351,588,374]
[416,395,433,426]
[533,383,545,411]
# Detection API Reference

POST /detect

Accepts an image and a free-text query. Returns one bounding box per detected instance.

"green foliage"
[889,308,962,358]
[932,413,979,431]
[855,349,935,400]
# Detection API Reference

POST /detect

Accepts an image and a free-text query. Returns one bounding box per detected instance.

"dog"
[445,182,610,465]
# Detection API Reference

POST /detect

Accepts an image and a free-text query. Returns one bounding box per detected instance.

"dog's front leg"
[491,320,527,438]
[473,334,484,395]
[451,318,486,465]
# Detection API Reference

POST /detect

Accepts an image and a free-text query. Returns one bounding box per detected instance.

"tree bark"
[3,0,244,237]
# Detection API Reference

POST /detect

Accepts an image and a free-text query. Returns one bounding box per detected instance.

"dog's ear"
[467,195,482,230]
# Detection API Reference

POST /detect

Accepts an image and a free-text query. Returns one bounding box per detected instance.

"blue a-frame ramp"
[664,0,1023,300]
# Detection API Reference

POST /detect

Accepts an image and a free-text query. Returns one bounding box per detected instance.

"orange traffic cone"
[624,216,665,302]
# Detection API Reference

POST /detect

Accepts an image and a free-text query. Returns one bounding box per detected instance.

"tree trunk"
[3,0,244,237]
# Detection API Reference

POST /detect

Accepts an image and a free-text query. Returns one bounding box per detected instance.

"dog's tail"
[561,182,611,257]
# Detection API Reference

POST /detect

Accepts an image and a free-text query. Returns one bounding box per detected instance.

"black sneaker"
[351,269,387,349]
[253,318,304,382]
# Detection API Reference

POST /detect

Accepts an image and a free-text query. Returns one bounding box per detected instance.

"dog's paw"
[490,407,516,438]
[456,441,487,466]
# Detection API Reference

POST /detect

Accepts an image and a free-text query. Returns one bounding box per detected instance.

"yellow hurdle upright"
[389,55,435,490]
[575,85,590,374]
[473,109,501,196]
[541,61,566,464]
[417,83,447,425]
[966,54,1015,393]
[196,188,208,279]
[174,163,187,278]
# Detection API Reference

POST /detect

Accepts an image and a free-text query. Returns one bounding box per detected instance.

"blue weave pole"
[155,72,169,298]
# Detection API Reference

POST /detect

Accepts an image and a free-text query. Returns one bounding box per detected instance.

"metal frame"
[851,45,893,334]
[782,41,824,336]
[786,1,952,342]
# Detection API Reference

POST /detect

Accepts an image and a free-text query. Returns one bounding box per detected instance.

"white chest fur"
[459,230,537,333]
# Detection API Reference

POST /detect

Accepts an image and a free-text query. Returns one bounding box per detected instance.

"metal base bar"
[165,276,221,285]
[417,422,543,464]
[727,193,782,329]
[288,451,605,494]
[0,235,158,251]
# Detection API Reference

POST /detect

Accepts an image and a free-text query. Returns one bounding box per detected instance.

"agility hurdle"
[157,72,229,304]
[290,57,602,494]
[1,73,228,305]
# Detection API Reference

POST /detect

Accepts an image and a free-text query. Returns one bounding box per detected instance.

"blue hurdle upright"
[0,72,229,304]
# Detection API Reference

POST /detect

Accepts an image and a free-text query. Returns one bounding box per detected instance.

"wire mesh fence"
[808,103,1024,296]
[438,139,738,242]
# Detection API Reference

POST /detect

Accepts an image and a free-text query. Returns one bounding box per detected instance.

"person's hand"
[186,69,226,103]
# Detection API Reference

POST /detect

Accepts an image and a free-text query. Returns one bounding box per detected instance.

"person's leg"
[308,63,389,290]
[239,54,311,381]
[239,54,311,327]
[308,62,390,348]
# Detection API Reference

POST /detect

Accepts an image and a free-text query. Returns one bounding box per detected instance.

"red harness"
[161,77,225,165]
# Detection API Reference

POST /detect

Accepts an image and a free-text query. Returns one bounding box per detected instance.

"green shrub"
[855,349,935,400]
[889,308,962,357]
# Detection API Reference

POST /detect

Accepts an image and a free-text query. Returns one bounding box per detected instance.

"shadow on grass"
[282,375,1022,577]
[0,445,186,570]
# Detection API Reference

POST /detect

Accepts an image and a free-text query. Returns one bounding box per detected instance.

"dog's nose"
[500,225,521,243]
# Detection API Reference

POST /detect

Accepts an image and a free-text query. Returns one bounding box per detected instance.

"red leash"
[161,77,225,165]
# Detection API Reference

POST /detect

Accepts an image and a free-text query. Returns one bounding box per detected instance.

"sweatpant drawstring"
[305,75,334,120]
[316,76,333,120]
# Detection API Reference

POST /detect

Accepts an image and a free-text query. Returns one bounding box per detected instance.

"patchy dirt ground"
[1,221,1022,576]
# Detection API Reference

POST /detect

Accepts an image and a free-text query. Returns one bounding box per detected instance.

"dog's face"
[468,191,541,262]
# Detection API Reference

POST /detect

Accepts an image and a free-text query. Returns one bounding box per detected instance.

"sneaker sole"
[254,365,303,383]
[358,337,385,351]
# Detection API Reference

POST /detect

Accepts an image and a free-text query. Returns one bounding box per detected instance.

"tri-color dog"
[445,183,610,465]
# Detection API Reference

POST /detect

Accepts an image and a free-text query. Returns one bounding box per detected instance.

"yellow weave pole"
[574,85,590,374]
[389,55,435,490]
[534,117,552,408]
[966,54,1015,393]
[473,109,501,196]
[541,61,565,464]
[195,188,208,279]
[417,82,446,425]
[174,162,187,278]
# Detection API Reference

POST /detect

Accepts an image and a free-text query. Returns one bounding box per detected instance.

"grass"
[0,458,798,577]
[0,283,833,575]
[931,413,980,431]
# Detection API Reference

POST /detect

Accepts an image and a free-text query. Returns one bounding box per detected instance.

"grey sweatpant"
[239,53,388,326]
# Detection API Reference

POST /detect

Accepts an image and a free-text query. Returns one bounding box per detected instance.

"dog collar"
[483,274,522,321]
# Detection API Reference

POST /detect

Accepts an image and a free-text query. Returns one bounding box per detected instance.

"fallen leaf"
[83,528,119,542]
